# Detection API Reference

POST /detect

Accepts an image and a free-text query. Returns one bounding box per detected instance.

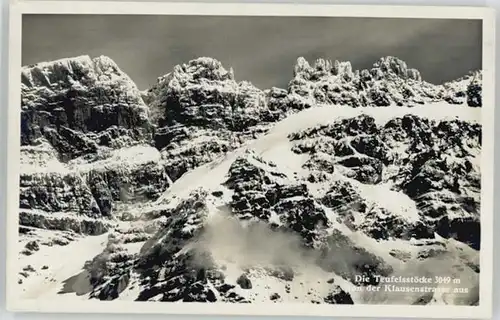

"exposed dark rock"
[436,216,480,250]
[412,293,434,305]
[25,241,40,252]
[237,274,252,289]
[389,249,412,262]
[19,172,100,216]
[337,156,383,184]
[324,286,354,304]
[466,73,482,107]
[19,210,109,235]
[270,293,281,301]
[23,265,36,272]
[274,197,329,244]
[97,272,131,301]
[268,266,295,281]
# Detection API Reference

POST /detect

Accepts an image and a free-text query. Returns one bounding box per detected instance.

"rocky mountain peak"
[371,56,422,81]
[21,55,132,90]
[21,55,152,162]
[292,55,421,84]
[333,60,354,79]
[140,58,279,185]
[313,58,332,72]
[293,57,312,77]
[183,56,235,81]
[293,57,354,81]
[285,55,480,108]
[145,57,251,126]
[154,57,235,90]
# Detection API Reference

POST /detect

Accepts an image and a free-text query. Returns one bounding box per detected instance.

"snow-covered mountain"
[270,56,482,110]
[16,55,482,306]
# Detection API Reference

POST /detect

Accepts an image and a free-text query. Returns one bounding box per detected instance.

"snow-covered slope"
[16,55,482,306]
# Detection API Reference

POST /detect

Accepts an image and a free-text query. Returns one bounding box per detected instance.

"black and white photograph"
[6,2,495,319]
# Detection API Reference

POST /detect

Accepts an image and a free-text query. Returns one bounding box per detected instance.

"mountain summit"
[287,55,481,109]
[21,55,152,160]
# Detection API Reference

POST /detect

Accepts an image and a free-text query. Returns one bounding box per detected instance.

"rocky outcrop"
[87,189,248,303]
[145,58,271,131]
[289,114,481,248]
[21,55,152,162]
[19,171,100,216]
[19,57,169,237]
[442,71,482,106]
[280,56,482,109]
[19,210,110,235]
[225,151,330,244]
[324,285,354,304]
[467,74,482,107]
[144,57,284,182]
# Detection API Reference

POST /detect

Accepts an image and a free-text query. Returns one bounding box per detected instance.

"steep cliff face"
[19,56,166,243]
[17,55,482,306]
[21,55,153,160]
[144,57,283,182]
[289,114,481,249]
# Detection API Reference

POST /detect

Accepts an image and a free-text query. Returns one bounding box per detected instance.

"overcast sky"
[22,15,482,90]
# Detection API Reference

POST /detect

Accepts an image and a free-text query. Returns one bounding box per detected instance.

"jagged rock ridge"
[280,56,483,110]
